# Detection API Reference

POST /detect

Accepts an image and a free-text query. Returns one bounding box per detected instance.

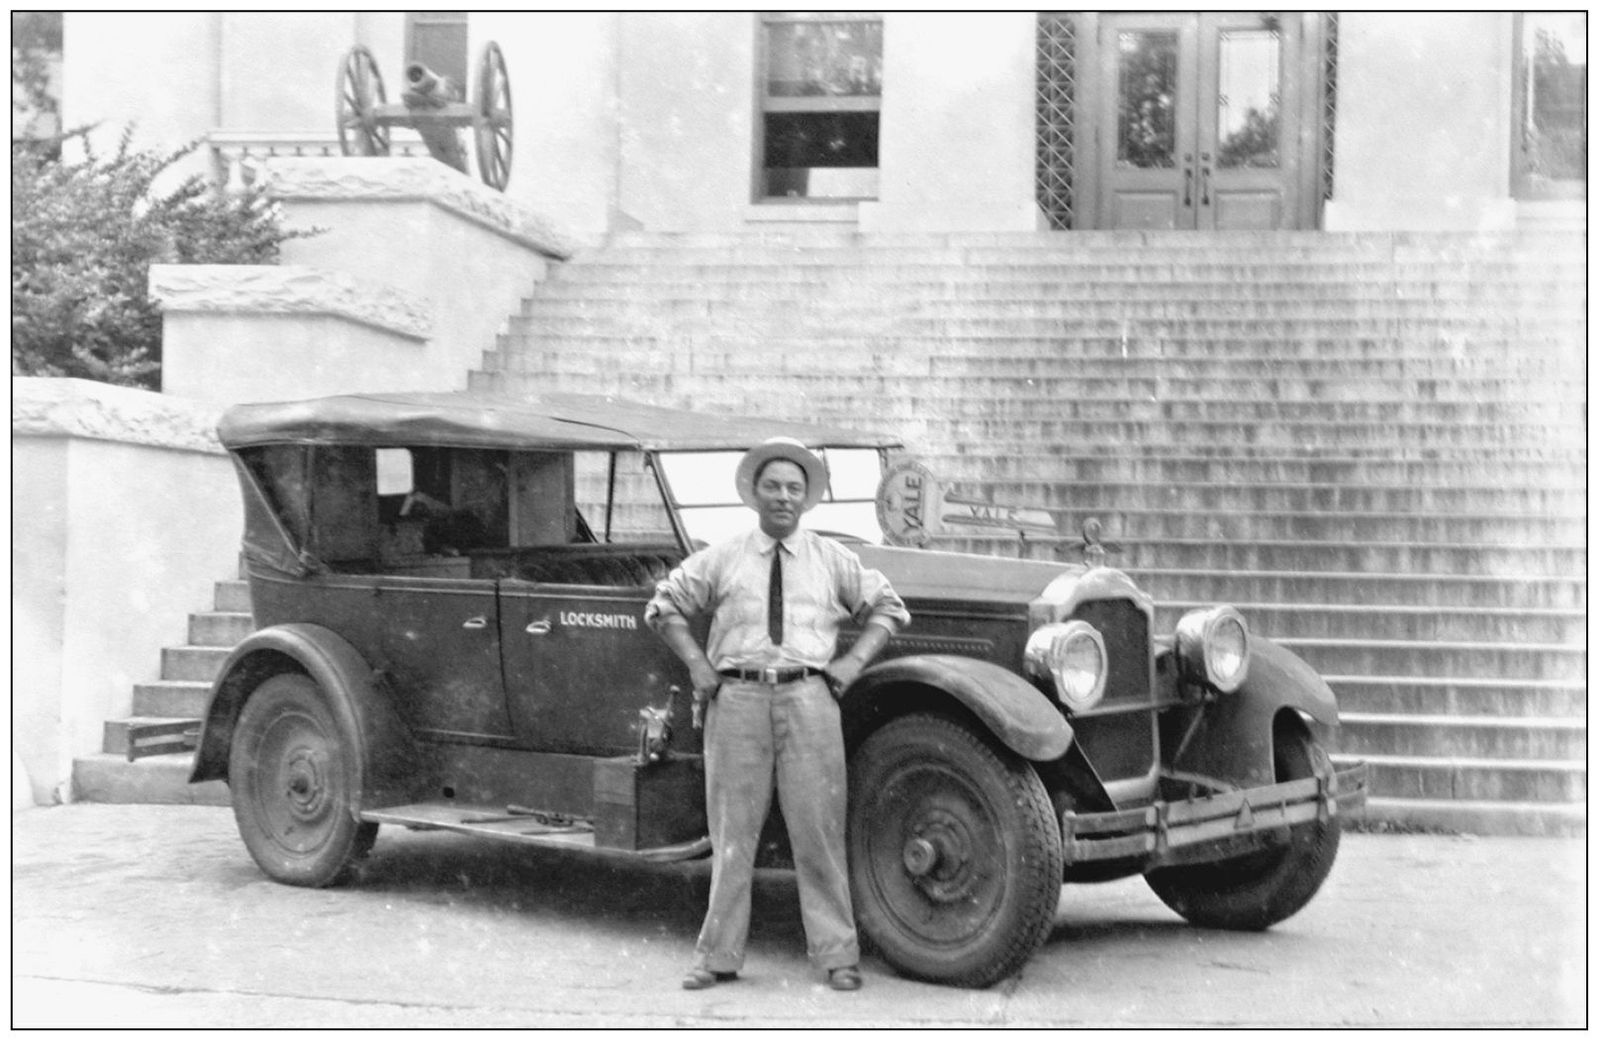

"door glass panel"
[1516,12,1586,194]
[1116,30,1179,169]
[1216,29,1281,169]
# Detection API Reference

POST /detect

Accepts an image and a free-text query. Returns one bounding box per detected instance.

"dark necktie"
[768,545,784,645]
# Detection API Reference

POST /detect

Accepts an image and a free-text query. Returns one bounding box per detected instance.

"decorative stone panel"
[149,264,432,342]
[260,156,579,259]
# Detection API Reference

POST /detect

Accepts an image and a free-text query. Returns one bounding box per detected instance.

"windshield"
[656,448,886,546]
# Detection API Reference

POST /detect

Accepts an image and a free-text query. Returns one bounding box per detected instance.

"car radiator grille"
[1072,597,1151,707]
[1070,597,1156,782]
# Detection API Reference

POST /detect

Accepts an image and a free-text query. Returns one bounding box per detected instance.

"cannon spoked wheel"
[337,46,391,157]
[474,41,513,190]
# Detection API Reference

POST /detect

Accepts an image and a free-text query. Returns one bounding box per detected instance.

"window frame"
[752,11,885,204]
[1509,11,1586,202]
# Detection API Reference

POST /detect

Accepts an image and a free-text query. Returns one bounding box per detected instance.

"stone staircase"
[70,577,245,806]
[469,229,1585,836]
[77,229,1585,836]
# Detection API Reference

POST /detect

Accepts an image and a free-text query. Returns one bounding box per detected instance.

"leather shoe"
[827,966,862,991]
[681,968,737,990]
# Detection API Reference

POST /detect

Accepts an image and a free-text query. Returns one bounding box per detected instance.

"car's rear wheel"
[1144,720,1341,930]
[229,673,377,887]
[848,713,1062,988]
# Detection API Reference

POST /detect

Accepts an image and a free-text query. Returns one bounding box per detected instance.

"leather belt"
[719,666,824,685]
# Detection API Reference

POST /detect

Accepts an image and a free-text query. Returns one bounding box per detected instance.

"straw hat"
[735,436,827,512]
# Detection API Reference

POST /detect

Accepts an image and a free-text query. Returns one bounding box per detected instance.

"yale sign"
[876,460,1057,548]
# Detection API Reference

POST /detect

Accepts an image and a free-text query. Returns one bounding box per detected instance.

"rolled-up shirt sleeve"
[836,552,910,635]
[644,549,716,632]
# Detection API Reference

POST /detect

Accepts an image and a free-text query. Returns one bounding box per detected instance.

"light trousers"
[694,676,859,973]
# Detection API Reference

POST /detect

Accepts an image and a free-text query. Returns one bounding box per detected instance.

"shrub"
[11,126,306,388]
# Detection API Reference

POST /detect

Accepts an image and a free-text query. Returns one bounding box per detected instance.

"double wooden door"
[1094,12,1321,230]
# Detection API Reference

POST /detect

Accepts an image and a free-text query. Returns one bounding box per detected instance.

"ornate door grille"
[1036,14,1078,230]
[1322,12,1338,200]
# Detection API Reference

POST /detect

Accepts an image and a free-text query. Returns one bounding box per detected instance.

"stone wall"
[12,379,240,806]
[154,156,576,405]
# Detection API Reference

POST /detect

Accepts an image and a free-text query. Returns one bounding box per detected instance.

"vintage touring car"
[192,390,1366,988]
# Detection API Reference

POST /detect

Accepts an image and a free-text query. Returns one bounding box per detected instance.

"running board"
[360,801,712,862]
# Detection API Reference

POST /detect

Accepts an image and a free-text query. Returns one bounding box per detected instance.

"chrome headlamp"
[1025,620,1108,712]
[1175,606,1250,693]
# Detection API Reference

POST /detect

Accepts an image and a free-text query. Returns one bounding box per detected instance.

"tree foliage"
[11,11,61,133]
[11,127,305,388]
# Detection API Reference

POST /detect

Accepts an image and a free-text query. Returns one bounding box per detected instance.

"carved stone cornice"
[148,264,433,341]
[12,377,227,454]
[259,156,577,259]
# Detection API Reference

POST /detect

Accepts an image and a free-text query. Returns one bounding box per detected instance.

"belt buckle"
[762,666,780,685]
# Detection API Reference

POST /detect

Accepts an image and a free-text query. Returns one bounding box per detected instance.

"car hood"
[850,544,1076,608]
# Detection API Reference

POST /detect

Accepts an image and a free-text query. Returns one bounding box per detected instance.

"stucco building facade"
[56,11,1583,237]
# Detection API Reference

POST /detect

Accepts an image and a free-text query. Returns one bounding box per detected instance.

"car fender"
[189,623,427,810]
[852,654,1073,762]
[1161,634,1341,787]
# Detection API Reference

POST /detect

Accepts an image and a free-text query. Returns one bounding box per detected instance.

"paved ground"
[11,803,1586,1028]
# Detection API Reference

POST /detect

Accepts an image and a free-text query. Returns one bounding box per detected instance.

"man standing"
[646,436,909,992]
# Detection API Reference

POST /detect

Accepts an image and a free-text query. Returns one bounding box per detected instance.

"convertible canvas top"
[218,391,902,453]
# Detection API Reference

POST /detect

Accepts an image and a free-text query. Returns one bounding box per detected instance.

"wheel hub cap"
[283,748,329,819]
[904,810,973,902]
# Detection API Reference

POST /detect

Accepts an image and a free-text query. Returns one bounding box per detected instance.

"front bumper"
[1064,762,1368,867]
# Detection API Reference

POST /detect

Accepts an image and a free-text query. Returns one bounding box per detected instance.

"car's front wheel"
[848,713,1062,988]
[1144,719,1342,930]
[228,673,377,887]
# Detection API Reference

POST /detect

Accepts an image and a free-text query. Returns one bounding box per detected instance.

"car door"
[373,575,514,741]
[498,577,690,756]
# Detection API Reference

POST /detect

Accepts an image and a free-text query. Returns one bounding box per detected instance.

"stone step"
[539,269,1585,295]
[488,387,1587,449]
[70,752,230,806]
[1129,569,1584,611]
[1350,796,1583,837]
[134,680,213,718]
[1341,752,1585,805]
[523,295,1581,323]
[102,717,201,760]
[214,579,252,613]
[1155,602,1582,645]
[1340,713,1584,761]
[1275,638,1583,683]
[1022,509,1584,547]
[1000,399,1582,430]
[1041,537,1584,576]
[161,646,232,683]
[495,338,1586,377]
[187,611,252,648]
[1330,676,1584,719]
[512,313,1583,341]
[495,359,1587,414]
[911,452,1587,486]
[961,481,1585,517]
[571,242,1585,267]
[498,354,1586,403]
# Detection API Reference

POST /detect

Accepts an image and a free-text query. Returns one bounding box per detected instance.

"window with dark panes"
[759,13,883,201]
[1513,12,1585,199]
[407,11,469,98]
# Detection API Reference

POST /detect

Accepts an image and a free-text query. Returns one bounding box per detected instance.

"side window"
[1512,12,1585,200]
[757,12,883,201]
[374,447,510,563]
[574,451,678,544]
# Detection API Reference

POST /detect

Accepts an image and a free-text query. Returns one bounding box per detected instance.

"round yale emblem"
[876,459,941,547]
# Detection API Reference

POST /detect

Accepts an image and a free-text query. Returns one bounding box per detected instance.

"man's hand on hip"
[823,654,866,701]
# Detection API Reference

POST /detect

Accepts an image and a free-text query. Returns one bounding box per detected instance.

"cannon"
[336,41,513,191]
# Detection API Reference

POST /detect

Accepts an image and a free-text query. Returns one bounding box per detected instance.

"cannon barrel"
[403,62,461,104]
